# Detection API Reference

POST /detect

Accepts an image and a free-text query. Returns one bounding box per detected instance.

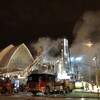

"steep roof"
[0,44,14,61]
[0,43,34,72]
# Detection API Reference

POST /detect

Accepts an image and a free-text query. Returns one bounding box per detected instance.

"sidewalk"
[46,89,100,98]
[73,89,100,94]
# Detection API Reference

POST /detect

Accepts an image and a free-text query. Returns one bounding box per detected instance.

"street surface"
[0,89,100,100]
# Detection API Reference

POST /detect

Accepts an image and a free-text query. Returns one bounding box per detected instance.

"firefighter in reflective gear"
[85,82,89,90]
[91,81,95,90]
[63,79,66,94]
[6,82,12,93]
[82,81,84,90]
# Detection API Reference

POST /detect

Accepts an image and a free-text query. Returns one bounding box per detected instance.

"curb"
[0,94,14,96]
[75,91,100,94]
[34,95,100,98]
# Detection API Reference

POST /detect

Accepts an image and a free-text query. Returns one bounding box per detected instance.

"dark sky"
[0,0,100,49]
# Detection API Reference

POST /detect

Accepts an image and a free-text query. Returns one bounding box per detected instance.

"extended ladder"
[20,44,53,77]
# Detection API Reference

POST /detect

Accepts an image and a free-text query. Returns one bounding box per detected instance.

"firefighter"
[11,83,14,95]
[63,79,66,94]
[6,81,14,95]
[82,81,84,90]
[85,82,89,90]
[91,81,95,90]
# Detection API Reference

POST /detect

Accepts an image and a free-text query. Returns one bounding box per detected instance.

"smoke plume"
[30,37,62,63]
[71,10,100,67]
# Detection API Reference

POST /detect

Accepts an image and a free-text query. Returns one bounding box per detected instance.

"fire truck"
[26,73,75,95]
[0,76,13,94]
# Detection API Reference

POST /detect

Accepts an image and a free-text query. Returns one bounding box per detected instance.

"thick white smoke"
[73,11,100,44]
[71,11,100,78]
[71,11,100,65]
[30,37,62,64]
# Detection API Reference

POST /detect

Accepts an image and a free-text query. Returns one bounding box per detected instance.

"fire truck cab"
[26,73,75,95]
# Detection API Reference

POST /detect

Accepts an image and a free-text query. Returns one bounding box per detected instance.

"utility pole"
[93,54,99,88]
[85,42,99,88]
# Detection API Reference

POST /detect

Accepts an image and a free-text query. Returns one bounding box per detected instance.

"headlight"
[14,88,17,90]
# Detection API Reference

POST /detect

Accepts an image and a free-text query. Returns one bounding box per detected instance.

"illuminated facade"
[57,38,71,80]
[0,43,34,73]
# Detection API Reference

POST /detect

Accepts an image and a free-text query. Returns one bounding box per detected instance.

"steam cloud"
[71,10,100,67]
[30,37,62,64]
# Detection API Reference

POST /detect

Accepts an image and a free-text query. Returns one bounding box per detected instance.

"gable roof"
[0,43,34,72]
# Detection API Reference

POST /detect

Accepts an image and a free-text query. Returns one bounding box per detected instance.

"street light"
[93,54,99,88]
[85,42,98,88]
[85,41,93,47]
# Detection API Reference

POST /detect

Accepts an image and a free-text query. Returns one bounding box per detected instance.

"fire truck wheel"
[44,86,50,95]
[32,91,37,95]
[65,86,70,93]
[1,87,7,94]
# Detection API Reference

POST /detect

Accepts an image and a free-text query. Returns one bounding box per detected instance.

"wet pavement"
[0,89,100,99]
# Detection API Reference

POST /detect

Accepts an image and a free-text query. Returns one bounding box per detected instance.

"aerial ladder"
[20,44,53,78]
[0,44,53,78]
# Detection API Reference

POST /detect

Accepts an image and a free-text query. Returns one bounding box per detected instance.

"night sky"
[0,0,100,49]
